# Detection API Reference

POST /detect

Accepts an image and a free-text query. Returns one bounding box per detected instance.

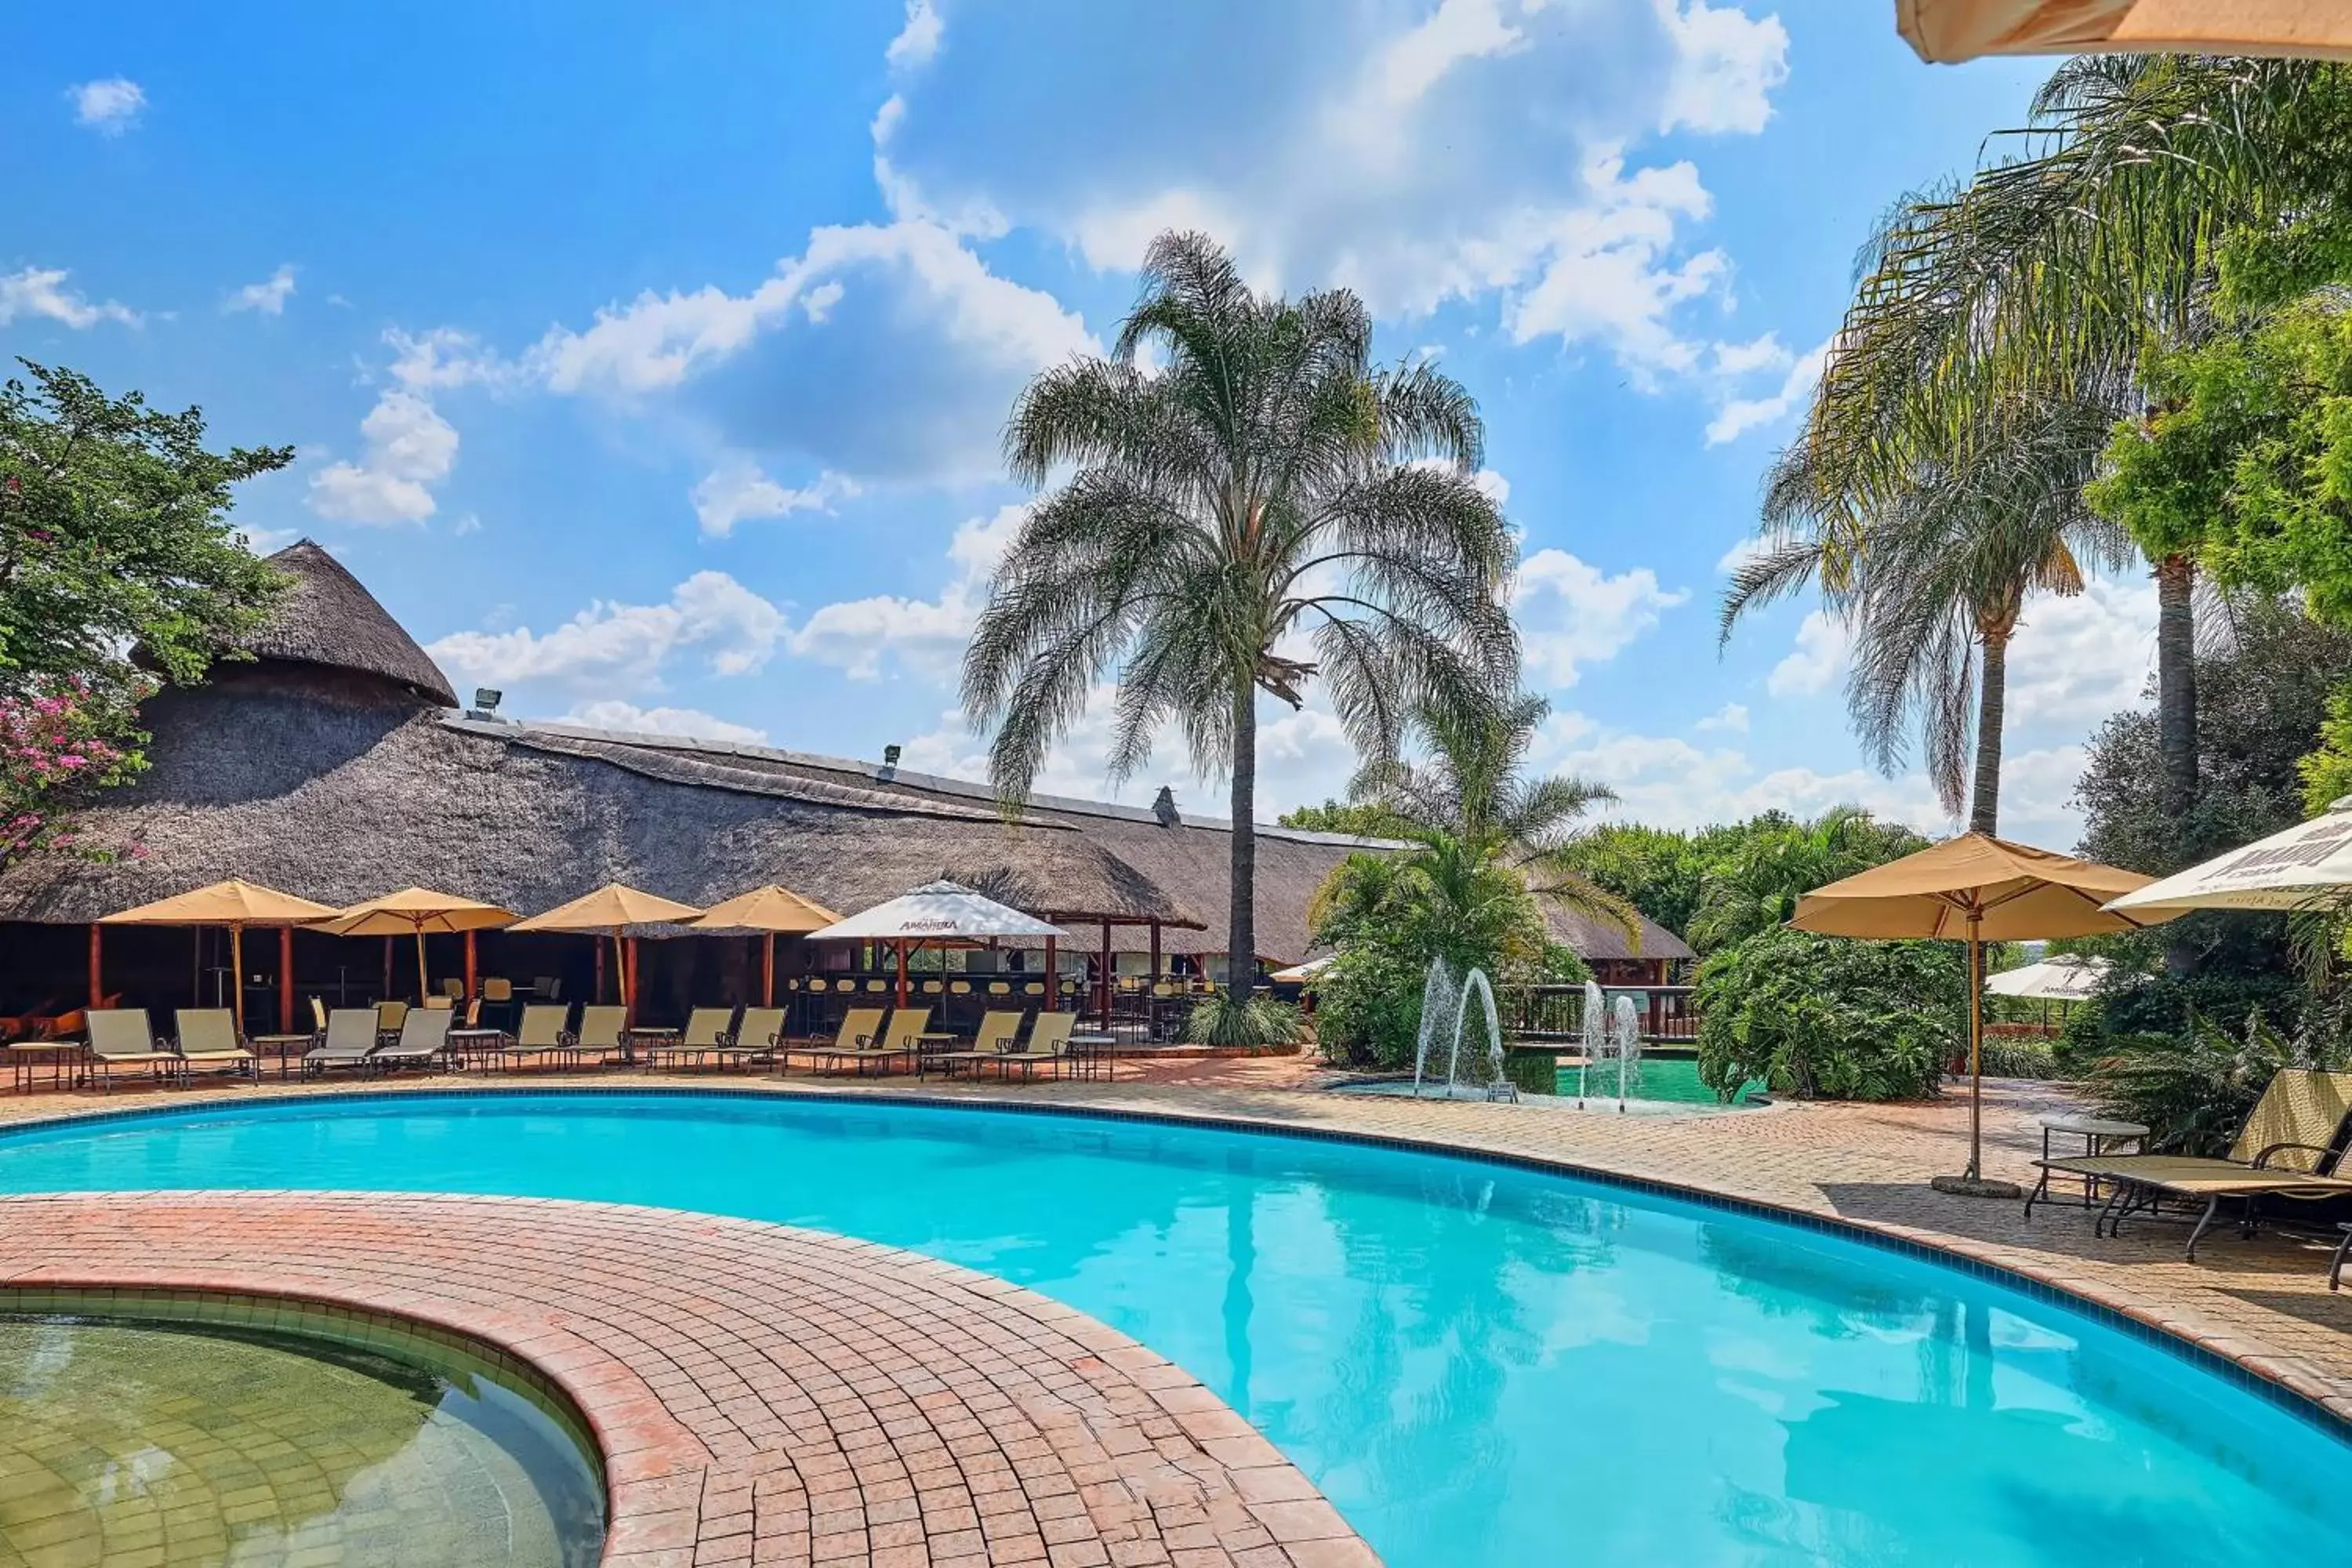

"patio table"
[248,1032,316,1080]
[2038,1113,2148,1207]
[7,1041,82,1093]
[447,1028,507,1068]
[1069,1032,1116,1083]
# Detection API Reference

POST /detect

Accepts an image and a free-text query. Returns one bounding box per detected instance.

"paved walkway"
[0,1191,1368,1568]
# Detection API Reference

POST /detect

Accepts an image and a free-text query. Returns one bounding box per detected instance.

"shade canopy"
[314,887,517,937]
[1269,955,1334,985]
[2106,801,2352,916]
[808,880,1068,943]
[99,879,338,927]
[1791,833,2172,942]
[1986,955,2113,1000]
[683,884,843,935]
[508,883,702,933]
[1896,0,2352,63]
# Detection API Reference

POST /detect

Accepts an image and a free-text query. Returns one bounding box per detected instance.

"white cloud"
[1707,334,1827,445]
[690,462,861,537]
[1512,548,1686,688]
[429,571,788,696]
[528,220,1091,484]
[384,326,510,390]
[1766,609,1848,696]
[564,699,768,745]
[0,267,139,328]
[223,265,297,317]
[307,390,458,524]
[1654,0,1789,136]
[68,78,145,134]
[2005,575,2158,731]
[236,524,303,557]
[1695,702,1748,734]
[887,0,944,69]
[874,2,1786,387]
[788,502,1025,677]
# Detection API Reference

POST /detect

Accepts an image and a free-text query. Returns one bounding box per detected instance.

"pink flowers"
[0,682,143,869]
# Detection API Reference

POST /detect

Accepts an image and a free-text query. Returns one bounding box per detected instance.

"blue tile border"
[2,1078,2346,1443]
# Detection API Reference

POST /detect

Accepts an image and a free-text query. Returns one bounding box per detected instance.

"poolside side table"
[2038,1114,2148,1208]
[248,1033,315,1080]
[8,1041,83,1094]
[1068,1032,1116,1083]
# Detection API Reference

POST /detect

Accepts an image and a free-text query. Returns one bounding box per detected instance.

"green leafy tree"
[1695,925,1961,1102]
[1561,822,1709,941]
[1686,808,1929,955]
[963,233,1517,994]
[1277,799,1411,837]
[0,361,290,862]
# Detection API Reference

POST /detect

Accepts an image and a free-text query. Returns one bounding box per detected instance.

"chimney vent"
[1152,785,1181,827]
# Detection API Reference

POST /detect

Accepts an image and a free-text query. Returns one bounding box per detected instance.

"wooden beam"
[279,926,295,1034]
[465,929,478,999]
[87,924,101,1011]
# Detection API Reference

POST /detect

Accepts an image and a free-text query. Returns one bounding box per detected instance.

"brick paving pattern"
[0,1192,1370,1568]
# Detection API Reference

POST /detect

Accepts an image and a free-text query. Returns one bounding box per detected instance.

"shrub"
[1978,1036,2059,1080]
[1184,992,1301,1049]
[2085,1011,2352,1155]
[1695,926,1960,1102]
[1309,942,1426,1068]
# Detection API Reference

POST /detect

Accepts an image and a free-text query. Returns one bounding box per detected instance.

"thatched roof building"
[0,541,1690,1009]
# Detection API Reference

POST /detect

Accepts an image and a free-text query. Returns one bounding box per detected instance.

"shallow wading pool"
[0,1091,2342,1567]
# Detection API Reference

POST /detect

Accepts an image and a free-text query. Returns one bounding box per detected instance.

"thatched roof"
[1542,904,1695,964]
[241,540,459,707]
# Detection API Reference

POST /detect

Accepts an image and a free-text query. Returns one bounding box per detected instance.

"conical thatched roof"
[243,540,458,707]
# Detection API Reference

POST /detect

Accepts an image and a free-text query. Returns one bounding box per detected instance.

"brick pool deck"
[2,1057,2350,1564]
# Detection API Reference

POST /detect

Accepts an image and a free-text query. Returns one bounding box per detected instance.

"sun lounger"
[780,1007,890,1075]
[569,1005,630,1065]
[372,1007,455,1072]
[985,1011,1077,1080]
[304,1008,386,1076]
[713,1007,786,1071]
[930,1011,1025,1080]
[172,1009,259,1082]
[85,1008,188,1091]
[641,1007,739,1069]
[486,1004,574,1070]
[2029,1069,2352,1258]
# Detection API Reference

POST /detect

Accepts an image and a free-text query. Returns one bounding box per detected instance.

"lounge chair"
[930,1011,1025,1080]
[987,1011,1077,1080]
[713,1007,786,1071]
[375,1000,408,1045]
[569,1004,629,1065]
[2029,1068,2352,1258]
[85,1008,188,1091]
[490,1004,575,1070]
[641,1007,739,1069]
[371,1007,454,1072]
[780,1007,888,1075]
[172,1009,259,1082]
[304,1008,386,1076]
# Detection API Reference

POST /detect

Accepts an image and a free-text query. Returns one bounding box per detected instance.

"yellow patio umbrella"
[314,887,517,1005]
[1790,833,2176,1198]
[682,885,843,1006]
[1895,0,2352,63]
[507,884,703,1014]
[99,879,341,1036]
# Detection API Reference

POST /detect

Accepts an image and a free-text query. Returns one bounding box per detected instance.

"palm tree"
[1798,56,2345,826]
[1730,390,2131,833]
[1351,690,1634,930]
[963,232,1518,995]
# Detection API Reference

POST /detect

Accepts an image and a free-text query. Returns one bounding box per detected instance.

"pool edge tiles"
[0,1188,1374,1568]
[0,1079,2347,1442]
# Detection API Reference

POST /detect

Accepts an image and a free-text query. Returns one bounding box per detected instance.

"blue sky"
[7,2,2154,844]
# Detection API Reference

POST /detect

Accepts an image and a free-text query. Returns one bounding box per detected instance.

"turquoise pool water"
[0,1092,2341,1567]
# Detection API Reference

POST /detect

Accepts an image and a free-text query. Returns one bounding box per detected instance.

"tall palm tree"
[963,232,1518,994]
[1799,56,2344,826]
[1730,390,2131,833]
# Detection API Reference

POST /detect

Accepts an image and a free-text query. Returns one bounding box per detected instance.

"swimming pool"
[0,1091,2339,1567]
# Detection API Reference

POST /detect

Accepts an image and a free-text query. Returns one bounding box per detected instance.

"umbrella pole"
[1967,924,1984,1181]
[415,927,430,1005]
[230,924,246,1036]
[764,934,775,1008]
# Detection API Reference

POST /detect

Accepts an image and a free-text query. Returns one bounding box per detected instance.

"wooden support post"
[279,926,295,1034]
[382,936,394,1001]
[594,938,608,1005]
[1043,934,1057,1013]
[626,935,641,1018]
[464,929,478,999]
[763,934,775,1008]
[1098,919,1112,1030]
[895,938,910,1010]
[1149,920,1161,1038]
[87,924,102,1011]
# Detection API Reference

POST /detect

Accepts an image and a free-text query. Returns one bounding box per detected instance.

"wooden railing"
[1497,983,1700,1045]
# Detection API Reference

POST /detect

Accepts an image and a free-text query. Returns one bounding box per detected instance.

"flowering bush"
[0,678,148,868]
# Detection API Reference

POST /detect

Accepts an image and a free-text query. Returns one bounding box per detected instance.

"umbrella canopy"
[808,880,1068,943]
[99,879,339,927]
[1986,955,2113,1000]
[2106,800,2352,916]
[1896,1,2352,63]
[683,885,843,935]
[314,887,517,1004]
[1269,956,1334,985]
[1791,833,2174,1195]
[99,879,341,1034]
[508,884,703,932]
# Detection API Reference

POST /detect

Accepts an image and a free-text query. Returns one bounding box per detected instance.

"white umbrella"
[1269,956,1334,985]
[1986,956,2112,1000]
[807,880,1069,1007]
[2107,798,2352,916]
